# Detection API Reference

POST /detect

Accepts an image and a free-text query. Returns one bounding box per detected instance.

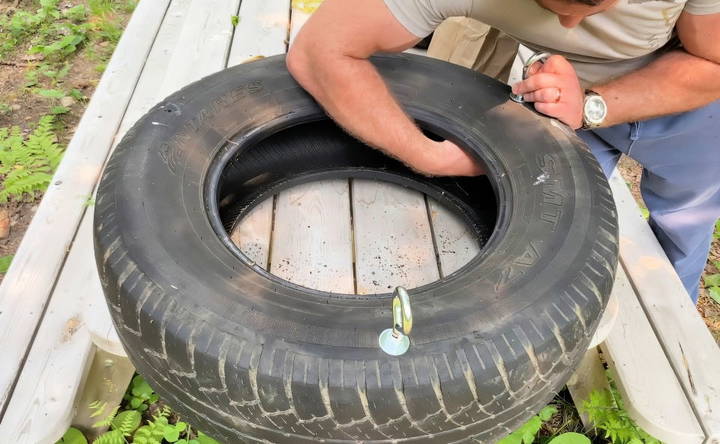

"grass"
[0,0,136,203]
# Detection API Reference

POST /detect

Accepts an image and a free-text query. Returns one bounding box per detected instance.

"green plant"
[58,427,88,444]
[497,406,590,444]
[582,388,661,444]
[499,406,558,444]
[39,62,71,85]
[0,103,10,115]
[89,0,117,17]
[87,400,142,444]
[34,88,71,115]
[0,115,64,202]
[704,272,720,304]
[124,374,159,412]
[0,0,61,56]
[0,255,13,273]
[65,5,89,23]
[548,433,590,444]
[30,22,91,62]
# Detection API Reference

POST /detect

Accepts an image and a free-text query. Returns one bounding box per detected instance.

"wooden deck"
[0,1,718,443]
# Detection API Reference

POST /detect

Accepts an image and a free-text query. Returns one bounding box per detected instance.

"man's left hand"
[511,55,584,129]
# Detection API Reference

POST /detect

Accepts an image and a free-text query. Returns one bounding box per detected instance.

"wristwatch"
[581,90,607,129]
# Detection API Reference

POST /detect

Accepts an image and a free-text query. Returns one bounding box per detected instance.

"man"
[286,0,720,302]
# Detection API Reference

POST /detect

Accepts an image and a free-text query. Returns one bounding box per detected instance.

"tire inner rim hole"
[215,119,499,296]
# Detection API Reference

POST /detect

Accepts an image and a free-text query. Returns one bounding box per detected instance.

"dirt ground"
[0,0,133,281]
[618,156,720,343]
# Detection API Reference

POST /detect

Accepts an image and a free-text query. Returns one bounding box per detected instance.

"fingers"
[543,55,575,74]
[512,73,559,95]
[521,87,561,104]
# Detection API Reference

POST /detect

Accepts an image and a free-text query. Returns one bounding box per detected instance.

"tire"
[94,54,618,443]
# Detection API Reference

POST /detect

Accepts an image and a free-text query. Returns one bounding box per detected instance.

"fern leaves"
[0,115,64,202]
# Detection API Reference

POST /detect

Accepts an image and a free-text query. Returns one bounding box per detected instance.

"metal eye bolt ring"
[378,287,413,356]
[510,51,552,103]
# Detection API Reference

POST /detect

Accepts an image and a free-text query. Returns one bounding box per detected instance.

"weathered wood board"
[0,0,173,413]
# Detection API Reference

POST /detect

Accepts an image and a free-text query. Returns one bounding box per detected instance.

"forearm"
[288,51,435,171]
[593,50,720,126]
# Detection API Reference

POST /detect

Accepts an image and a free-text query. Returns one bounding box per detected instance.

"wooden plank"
[230,198,274,268]
[610,171,720,440]
[227,0,290,64]
[227,0,291,266]
[352,179,439,294]
[161,0,240,95]
[84,0,243,357]
[0,217,101,442]
[115,0,194,138]
[270,181,355,293]
[261,6,355,293]
[427,197,480,276]
[0,0,172,411]
[600,264,705,443]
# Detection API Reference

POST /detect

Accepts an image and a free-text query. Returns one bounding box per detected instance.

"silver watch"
[582,90,607,129]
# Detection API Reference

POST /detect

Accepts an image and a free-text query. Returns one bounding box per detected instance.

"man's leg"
[627,101,720,302]
[577,126,627,177]
[580,101,720,303]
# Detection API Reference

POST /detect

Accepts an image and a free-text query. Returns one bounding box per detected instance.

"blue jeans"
[578,100,720,303]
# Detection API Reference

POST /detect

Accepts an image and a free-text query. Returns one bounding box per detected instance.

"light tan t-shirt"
[384,0,720,86]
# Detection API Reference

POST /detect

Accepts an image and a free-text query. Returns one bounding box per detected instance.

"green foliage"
[230,15,240,27]
[111,410,142,435]
[57,427,88,444]
[70,88,88,102]
[704,270,720,304]
[714,219,720,239]
[51,106,71,115]
[582,388,661,444]
[65,5,89,23]
[124,374,159,412]
[30,22,91,61]
[0,255,13,273]
[89,0,116,17]
[0,115,63,202]
[0,103,11,115]
[548,433,591,444]
[37,88,65,99]
[120,1,139,14]
[498,406,557,444]
[0,0,61,55]
[92,430,124,444]
[38,62,71,84]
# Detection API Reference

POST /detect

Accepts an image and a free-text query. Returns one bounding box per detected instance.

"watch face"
[584,95,607,125]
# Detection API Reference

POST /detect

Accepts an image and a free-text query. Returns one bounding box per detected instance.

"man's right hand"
[417,140,485,177]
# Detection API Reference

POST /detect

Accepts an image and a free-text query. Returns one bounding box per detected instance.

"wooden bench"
[0,1,718,443]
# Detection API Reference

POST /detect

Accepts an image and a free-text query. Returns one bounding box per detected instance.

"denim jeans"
[578,100,720,303]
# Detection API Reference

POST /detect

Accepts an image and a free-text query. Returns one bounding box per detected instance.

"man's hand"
[416,140,485,177]
[511,55,584,129]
